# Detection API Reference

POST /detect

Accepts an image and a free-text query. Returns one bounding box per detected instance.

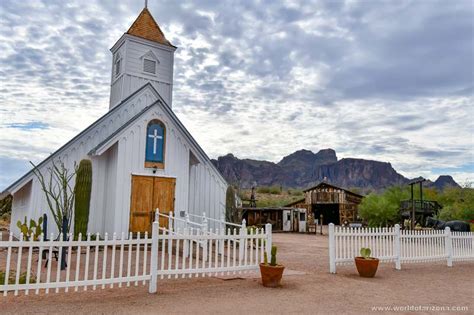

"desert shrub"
[358,186,407,227]
[436,187,474,222]
[288,189,303,196]
[359,184,474,227]
[0,270,35,284]
[1,212,10,222]
[256,186,281,194]
[257,187,270,194]
[0,195,12,216]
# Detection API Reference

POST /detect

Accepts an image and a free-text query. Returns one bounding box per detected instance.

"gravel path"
[2,233,473,314]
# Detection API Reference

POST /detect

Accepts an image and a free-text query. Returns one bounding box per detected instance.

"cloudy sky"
[0,0,473,190]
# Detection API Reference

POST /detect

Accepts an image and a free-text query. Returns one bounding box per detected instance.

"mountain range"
[211,149,460,192]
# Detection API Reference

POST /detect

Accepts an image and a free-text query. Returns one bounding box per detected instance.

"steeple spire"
[126,6,175,47]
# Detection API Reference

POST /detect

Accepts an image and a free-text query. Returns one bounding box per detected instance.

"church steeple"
[126,7,175,48]
[109,6,177,110]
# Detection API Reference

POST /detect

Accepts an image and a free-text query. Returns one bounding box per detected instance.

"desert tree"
[30,159,77,234]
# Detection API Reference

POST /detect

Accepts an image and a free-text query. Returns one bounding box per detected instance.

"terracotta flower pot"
[259,263,285,287]
[354,257,379,278]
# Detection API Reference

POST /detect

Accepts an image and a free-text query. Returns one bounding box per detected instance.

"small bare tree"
[30,159,77,234]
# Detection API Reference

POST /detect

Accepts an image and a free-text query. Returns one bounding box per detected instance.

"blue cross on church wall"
[146,123,164,162]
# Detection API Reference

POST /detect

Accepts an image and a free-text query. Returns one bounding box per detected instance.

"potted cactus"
[355,247,379,278]
[259,245,285,287]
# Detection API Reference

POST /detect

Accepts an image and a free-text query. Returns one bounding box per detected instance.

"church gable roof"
[126,8,175,47]
[3,83,227,195]
[2,84,159,195]
[89,86,228,185]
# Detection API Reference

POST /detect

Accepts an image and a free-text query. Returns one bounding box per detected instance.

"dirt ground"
[2,233,473,315]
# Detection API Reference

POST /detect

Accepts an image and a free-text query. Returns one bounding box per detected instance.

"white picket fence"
[328,223,474,273]
[0,216,271,296]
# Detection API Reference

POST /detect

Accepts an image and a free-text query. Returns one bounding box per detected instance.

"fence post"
[394,224,401,270]
[219,214,225,255]
[239,219,247,262]
[168,211,174,232]
[202,212,208,261]
[149,219,159,293]
[445,226,453,267]
[184,213,190,257]
[265,223,272,260]
[329,223,336,274]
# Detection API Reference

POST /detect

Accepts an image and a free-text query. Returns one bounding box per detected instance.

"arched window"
[145,120,166,168]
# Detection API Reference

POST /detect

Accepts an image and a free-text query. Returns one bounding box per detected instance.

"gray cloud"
[0,0,473,190]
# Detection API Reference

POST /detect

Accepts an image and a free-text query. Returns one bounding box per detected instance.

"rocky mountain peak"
[314,148,338,165]
[430,175,461,190]
[212,149,460,192]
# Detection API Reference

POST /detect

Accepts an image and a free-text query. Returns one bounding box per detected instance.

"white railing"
[1,232,152,296]
[328,223,474,273]
[157,209,248,256]
[148,216,271,293]
[0,219,272,296]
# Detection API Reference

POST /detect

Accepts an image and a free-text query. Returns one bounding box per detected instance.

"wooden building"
[287,182,364,225]
[241,207,307,232]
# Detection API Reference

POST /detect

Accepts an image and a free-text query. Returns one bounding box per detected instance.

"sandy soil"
[1,233,473,315]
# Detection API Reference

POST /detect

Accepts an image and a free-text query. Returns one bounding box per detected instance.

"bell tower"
[109,5,177,109]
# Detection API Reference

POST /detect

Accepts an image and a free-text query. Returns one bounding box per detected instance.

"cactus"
[360,247,372,259]
[263,251,268,264]
[16,216,43,240]
[74,159,92,240]
[270,245,278,266]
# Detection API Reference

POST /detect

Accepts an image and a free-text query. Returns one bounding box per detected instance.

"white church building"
[4,7,228,237]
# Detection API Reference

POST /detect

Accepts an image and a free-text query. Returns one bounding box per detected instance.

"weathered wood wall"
[304,184,362,224]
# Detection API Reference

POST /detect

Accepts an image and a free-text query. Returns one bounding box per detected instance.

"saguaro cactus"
[74,159,92,240]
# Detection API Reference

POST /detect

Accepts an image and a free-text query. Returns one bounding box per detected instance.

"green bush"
[359,184,474,227]
[436,187,474,222]
[0,270,35,284]
[358,186,407,227]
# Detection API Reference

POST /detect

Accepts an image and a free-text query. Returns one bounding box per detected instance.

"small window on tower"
[115,59,121,77]
[143,59,156,74]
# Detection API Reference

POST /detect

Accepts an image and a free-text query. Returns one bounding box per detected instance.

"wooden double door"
[129,175,176,233]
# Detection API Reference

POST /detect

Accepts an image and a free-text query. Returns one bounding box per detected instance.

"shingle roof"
[126,8,175,47]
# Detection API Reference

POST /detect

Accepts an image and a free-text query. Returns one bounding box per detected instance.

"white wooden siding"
[98,107,226,234]
[10,182,32,233]
[110,36,174,109]
[9,85,226,237]
[9,88,158,236]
